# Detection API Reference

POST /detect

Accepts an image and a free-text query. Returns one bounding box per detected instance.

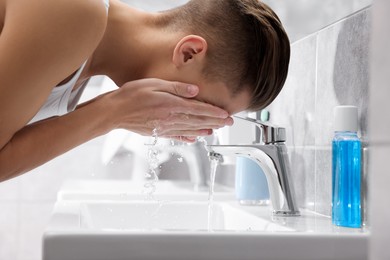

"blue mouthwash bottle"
[332,106,361,228]
[235,157,270,205]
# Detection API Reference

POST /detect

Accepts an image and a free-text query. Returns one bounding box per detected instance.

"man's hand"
[104,78,233,139]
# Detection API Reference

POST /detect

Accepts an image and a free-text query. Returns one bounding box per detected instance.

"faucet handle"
[233,116,286,144]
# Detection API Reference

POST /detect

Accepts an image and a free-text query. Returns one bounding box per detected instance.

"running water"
[207,157,219,231]
[196,137,214,199]
[208,157,218,201]
[143,128,159,200]
[198,136,220,231]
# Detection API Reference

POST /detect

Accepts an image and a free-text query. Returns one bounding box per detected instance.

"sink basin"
[44,199,368,260]
[80,201,292,232]
[44,180,368,260]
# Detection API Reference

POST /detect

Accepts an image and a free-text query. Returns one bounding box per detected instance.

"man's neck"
[86,0,178,87]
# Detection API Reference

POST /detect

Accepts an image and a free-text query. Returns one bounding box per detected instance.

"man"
[0,0,290,181]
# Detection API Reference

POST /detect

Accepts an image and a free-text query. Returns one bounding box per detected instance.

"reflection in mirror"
[121,0,372,42]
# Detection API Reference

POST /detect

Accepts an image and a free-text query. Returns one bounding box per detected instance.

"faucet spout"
[207,144,300,216]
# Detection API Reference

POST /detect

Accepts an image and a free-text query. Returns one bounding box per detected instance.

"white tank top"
[29,0,110,124]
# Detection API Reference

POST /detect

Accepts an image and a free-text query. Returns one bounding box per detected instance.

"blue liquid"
[332,132,361,228]
[235,157,269,202]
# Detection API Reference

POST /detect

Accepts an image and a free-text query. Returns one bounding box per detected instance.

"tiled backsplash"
[267,7,371,216]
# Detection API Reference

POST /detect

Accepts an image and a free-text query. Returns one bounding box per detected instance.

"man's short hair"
[161,0,290,111]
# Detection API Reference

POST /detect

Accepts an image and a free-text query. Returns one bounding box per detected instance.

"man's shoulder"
[5,0,107,37]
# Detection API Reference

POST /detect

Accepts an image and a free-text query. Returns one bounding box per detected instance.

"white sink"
[79,201,292,232]
[44,181,369,260]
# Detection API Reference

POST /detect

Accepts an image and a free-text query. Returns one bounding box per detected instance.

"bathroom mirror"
[121,0,372,42]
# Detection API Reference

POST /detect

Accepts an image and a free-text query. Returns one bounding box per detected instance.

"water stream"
[196,136,221,231]
[207,157,220,231]
[143,128,159,200]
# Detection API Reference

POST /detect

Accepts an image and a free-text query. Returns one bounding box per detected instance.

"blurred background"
[0,1,373,260]
[123,0,372,42]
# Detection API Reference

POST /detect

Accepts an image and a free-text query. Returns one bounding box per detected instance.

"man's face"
[195,80,251,116]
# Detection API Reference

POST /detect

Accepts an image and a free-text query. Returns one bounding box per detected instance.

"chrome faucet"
[207,116,300,216]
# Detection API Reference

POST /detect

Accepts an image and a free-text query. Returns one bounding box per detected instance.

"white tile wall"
[369,0,390,259]
[267,7,371,215]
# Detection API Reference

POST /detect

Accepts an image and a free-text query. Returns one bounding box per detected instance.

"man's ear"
[172,35,207,67]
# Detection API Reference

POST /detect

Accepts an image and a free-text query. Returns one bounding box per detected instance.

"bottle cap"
[260,109,270,122]
[334,106,358,132]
